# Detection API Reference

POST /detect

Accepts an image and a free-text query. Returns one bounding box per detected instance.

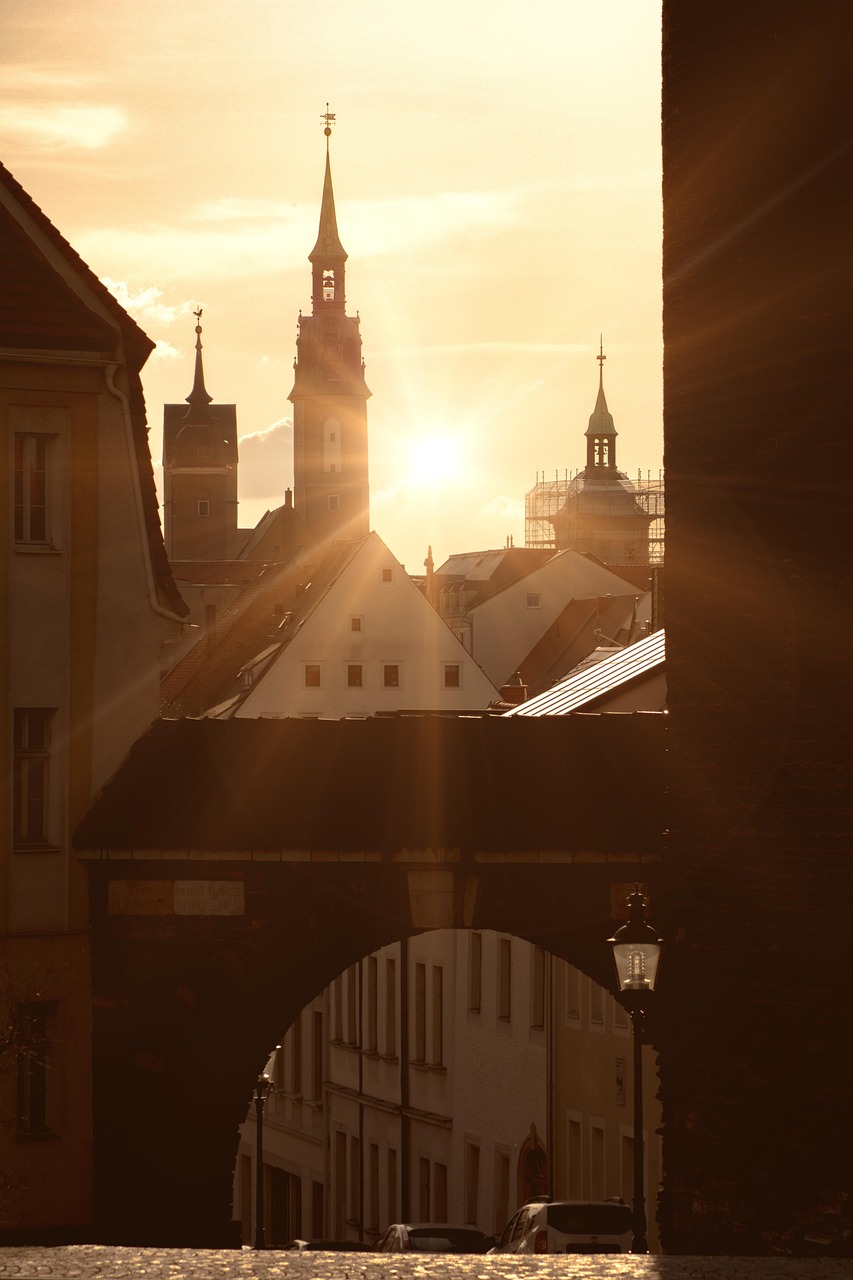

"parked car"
[282,1239,367,1251]
[374,1223,494,1253]
[489,1198,633,1254]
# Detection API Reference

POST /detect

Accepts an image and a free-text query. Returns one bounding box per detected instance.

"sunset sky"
[3,0,662,570]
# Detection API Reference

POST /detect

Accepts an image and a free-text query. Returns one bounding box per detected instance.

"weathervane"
[321,103,336,139]
[597,335,606,372]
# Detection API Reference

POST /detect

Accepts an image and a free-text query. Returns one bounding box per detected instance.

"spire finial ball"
[324,126,331,137]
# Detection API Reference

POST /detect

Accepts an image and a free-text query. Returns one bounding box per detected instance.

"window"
[312,1011,323,1101]
[494,1151,510,1235]
[526,592,541,608]
[531,946,545,1029]
[17,1002,54,1138]
[385,958,396,1056]
[346,965,357,1044]
[333,975,343,1041]
[614,995,629,1031]
[383,664,399,689]
[197,499,210,517]
[13,709,54,849]
[311,1180,324,1239]
[369,1143,380,1231]
[324,418,341,472]
[14,434,51,544]
[431,966,444,1065]
[414,963,426,1061]
[590,978,605,1026]
[567,1114,583,1198]
[387,1148,397,1225]
[590,1122,606,1200]
[620,1134,635,1206]
[465,1144,480,1224]
[367,956,378,1053]
[347,664,363,688]
[290,1012,302,1095]
[350,616,362,632]
[334,1131,346,1237]
[304,664,321,688]
[434,1162,448,1222]
[443,664,461,689]
[381,567,392,582]
[565,963,581,1022]
[419,1156,431,1221]
[349,1135,360,1221]
[498,938,512,1021]
[328,495,340,510]
[468,932,482,1012]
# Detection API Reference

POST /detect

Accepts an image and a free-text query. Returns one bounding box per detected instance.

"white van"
[490,1198,633,1254]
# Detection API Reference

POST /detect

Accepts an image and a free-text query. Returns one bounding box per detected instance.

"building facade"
[0,162,186,1232]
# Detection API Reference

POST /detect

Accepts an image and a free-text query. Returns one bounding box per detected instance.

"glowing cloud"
[0,104,127,149]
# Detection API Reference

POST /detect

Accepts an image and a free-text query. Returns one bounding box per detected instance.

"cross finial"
[321,103,336,139]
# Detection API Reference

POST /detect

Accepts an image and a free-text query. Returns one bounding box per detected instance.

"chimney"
[500,671,528,705]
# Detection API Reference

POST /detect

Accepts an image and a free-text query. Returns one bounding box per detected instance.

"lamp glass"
[612,940,661,992]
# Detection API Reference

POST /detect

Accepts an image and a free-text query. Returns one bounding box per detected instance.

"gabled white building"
[228,531,499,719]
[435,546,651,695]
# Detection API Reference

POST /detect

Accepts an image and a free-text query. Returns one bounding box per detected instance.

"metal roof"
[507,628,666,716]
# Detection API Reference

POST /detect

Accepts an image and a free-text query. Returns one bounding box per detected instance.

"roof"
[309,146,347,264]
[235,498,318,562]
[507,628,666,716]
[0,161,152,356]
[74,712,665,856]
[0,161,188,620]
[434,547,556,605]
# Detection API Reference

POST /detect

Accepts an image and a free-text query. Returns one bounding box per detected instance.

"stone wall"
[661,0,853,1256]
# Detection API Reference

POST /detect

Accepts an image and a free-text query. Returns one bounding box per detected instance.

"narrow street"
[0,1249,848,1280]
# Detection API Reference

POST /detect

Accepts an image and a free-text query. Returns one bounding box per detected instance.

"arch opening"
[231,927,662,1252]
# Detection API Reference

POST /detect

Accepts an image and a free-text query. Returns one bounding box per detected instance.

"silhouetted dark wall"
[662,0,853,1255]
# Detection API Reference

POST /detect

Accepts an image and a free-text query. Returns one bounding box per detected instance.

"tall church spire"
[184,308,214,422]
[584,337,617,471]
[309,107,347,311]
[289,111,371,545]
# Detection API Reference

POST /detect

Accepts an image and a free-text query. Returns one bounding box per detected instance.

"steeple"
[289,110,371,545]
[309,107,347,312]
[184,309,214,422]
[584,338,617,471]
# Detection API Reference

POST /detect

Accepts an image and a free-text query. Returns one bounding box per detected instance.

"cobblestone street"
[0,1250,849,1280]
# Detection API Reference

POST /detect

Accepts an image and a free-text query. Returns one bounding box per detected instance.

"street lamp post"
[608,887,663,1254]
[253,1070,275,1250]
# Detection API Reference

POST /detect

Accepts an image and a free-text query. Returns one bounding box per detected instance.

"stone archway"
[76,713,666,1244]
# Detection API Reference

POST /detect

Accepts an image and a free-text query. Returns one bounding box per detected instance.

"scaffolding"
[524,469,665,564]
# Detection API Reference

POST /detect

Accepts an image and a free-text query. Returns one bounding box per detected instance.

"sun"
[406,432,464,488]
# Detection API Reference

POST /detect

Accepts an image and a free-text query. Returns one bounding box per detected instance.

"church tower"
[162,312,239,560]
[289,111,370,546]
[547,343,654,565]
